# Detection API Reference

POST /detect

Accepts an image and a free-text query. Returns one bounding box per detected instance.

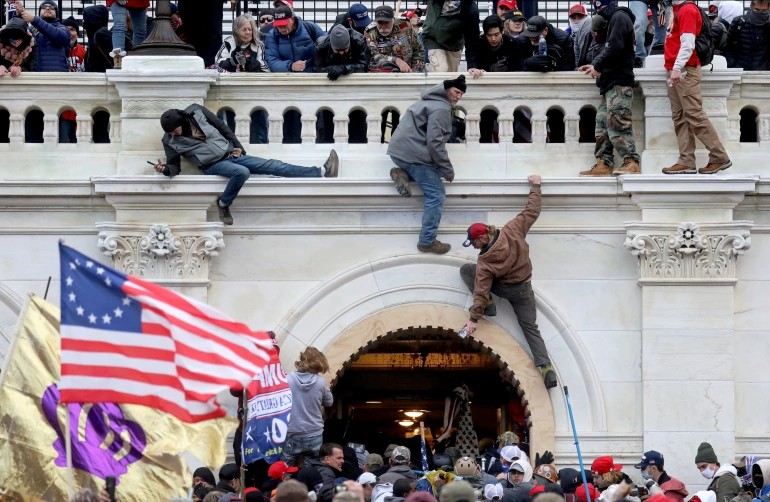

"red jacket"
[106,0,150,8]
[664,2,701,70]
[658,472,688,502]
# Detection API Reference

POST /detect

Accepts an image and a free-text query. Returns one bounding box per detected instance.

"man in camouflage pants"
[577,0,641,176]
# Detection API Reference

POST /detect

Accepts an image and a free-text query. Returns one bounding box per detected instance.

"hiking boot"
[484,299,497,317]
[417,240,451,254]
[539,364,558,389]
[579,159,613,177]
[390,167,412,197]
[323,149,339,177]
[698,160,732,174]
[662,163,696,175]
[216,197,233,226]
[613,158,640,175]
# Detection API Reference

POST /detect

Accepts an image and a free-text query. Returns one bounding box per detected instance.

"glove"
[535,450,554,467]
[327,65,345,81]
[525,54,552,72]
[341,65,352,75]
[490,58,508,72]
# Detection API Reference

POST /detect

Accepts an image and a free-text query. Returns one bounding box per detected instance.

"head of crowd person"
[504,10,527,36]
[232,14,258,46]
[272,5,296,35]
[393,478,416,499]
[38,0,60,22]
[160,108,189,137]
[273,0,294,10]
[218,463,242,493]
[328,25,352,56]
[357,472,377,502]
[575,483,600,502]
[322,442,346,471]
[259,9,275,27]
[634,450,666,483]
[244,487,266,502]
[533,464,559,487]
[496,0,516,19]
[276,479,312,502]
[169,2,183,29]
[591,14,608,44]
[751,0,770,23]
[270,460,300,482]
[592,0,615,14]
[193,466,216,487]
[463,223,495,249]
[694,442,721,480]
[454,457,480,479]
[346,3,372,34]
[591,455,621,485]
[0,16,33,53]
[482,16,505,48]
[390,445,411,466]
[443,75,466,107]
[507,460,529,486]
[373,6,396,36]
[62,17,80,47]
[439,480,475,502]
[483,483,504,502]
[433,453,454,471]
[568,3,588,33]
[365,453,384,472]
[295,346,330,374]
[523,15,549,46]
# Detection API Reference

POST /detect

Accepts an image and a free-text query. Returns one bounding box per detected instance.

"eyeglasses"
[41,5,56,10]
[260,17,273,23]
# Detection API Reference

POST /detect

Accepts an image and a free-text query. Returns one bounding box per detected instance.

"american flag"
[58,243,275,423]
[420,422,429,472]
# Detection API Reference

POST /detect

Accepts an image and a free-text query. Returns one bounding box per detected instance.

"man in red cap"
[591,456,622,486]
[458,174,557,389]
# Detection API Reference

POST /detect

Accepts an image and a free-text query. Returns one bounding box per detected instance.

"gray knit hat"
[330,25,350,51]
[695,442,718,464]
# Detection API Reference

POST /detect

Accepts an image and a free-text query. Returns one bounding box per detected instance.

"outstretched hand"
[528,174,541,186]
[534,450,554,467]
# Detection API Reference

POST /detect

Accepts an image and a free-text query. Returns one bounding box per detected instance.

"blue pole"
[564,386,592,502]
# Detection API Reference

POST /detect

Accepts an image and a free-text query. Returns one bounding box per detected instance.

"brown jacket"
[469,186,541,321]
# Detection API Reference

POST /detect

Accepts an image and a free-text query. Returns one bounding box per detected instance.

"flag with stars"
[58,243,275,423]
[420,422,429,472]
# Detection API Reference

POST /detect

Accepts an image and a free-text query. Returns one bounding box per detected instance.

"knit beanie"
[193,466,216,486]
[38,0,59,17]
[695,442,719,464]
[160,109,187,133]
[62,17,80,36]
[443,74,467,93]
[330,25,351,51]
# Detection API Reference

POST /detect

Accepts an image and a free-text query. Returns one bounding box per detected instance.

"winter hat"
[591,456,622,475]
[575,483,600,502]
[443,74,467,93]
[38,0,59,17]
[534,464,559,483]
[160,109,187,133]
[558,468,581,494]
[484,484,505,501]
[219,462,241,481]
[694,442,718,464]
[62,16,80,36]
[454,457,478,477]
[439,481,476,502]
[194,466,216,486]
[462,223,487,247]
[751,459,770,489]
[591,15,607,32]
[330,25,351,51]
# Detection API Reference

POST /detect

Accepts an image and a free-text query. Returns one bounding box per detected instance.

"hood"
[38,0,60,20]
[372,482,394,502]
[559,468,582,494]
[752,459,770,490]
[599,4,635,23]
[82,5,109,36]
[420,84,451,105]
[659,477,688,497]
[716,1,743,24]
[0,17,32,47]
[291,371,320,389]
[509,460,533,483]
[693,491,716,502]
[716,464,738,477]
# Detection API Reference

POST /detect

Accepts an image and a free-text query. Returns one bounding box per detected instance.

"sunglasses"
[260,17,273,22]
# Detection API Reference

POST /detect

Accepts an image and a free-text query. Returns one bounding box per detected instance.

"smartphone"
[147,160,157,166]
[106,476,116,502]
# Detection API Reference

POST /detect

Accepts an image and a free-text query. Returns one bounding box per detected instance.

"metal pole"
[564,386,592,502]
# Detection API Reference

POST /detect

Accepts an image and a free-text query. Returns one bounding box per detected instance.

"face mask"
[702,466,716,480]
[753,9,770,21]
[641,469,651,480]
[569,18,585,33]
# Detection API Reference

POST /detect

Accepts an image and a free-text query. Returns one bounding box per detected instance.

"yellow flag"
[0,296,237,501]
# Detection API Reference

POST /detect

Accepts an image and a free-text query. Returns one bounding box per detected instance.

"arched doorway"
[330,326,532,456]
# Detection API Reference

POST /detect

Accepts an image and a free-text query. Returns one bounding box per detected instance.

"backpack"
[682,0,715,66]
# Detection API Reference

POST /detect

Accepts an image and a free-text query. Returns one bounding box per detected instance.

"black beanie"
[160,109,187,133]
[62,17,80,36]
[443,74,467,93]
[193,466,216,486]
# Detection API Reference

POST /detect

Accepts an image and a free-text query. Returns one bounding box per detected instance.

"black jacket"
[306,458,343,502]
[313,27,370,74]
[591,4,636,94]
[519,23,575,71]
[474,33,524,71]
[724,15,770,70]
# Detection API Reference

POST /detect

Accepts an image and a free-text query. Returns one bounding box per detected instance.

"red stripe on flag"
[61,363,182,389]
[62,339,175,362]
[141,322,171,336]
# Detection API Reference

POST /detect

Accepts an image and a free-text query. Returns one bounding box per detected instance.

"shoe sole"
[324,150,339,178]
[698,161,732,174]
[662,168,696,175]
[390,168,412,198]
[613,170,640,176]
[579,173,613,177]
[417,244,451,254]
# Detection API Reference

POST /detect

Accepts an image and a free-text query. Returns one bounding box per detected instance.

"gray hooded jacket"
[287,371,333,437]
[387,84,454,179]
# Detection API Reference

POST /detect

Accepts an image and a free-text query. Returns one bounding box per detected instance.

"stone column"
[621,175,756,490]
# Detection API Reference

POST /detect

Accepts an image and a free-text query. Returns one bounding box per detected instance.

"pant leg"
[605,85,640,162]
[594,94,614,166]
[460,263,477,292]
[426,49,450,72]
[109,3,128,51]
[666,70,697,167]
[629,1,649,61]
[232,154,322,178]
[393,159,446,246]
[447,50,462,72]
[202,159,251,206]
[128,7,147,46]
[502,281,550,367]
[59,119,77,144]
[650,2,667,47]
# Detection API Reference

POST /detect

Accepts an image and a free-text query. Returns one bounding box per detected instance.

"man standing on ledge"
[154,105,339,226]
[387,75,466,254]
[661,0,732,175]
[458,175,557,389]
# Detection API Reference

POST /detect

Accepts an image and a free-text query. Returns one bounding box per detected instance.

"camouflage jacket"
[364,23,425,71]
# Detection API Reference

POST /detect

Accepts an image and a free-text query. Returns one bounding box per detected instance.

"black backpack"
[682,0,715,66]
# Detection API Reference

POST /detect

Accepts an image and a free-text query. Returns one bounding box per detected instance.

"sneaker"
[698,160,732,174]
[216,197,233,226]
[539,364,558,389]
[417,240,451,254]
[109,49,126,69]
[484,300,497,317]
[613,158,640,175]
[390,167,412,197]
[323,149,339,178]
[579,159,613,177]
[662,163,696,175]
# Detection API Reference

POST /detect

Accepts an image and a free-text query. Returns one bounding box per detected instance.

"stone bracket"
[624,221,752,285]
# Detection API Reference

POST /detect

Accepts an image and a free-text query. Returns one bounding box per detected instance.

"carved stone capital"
[95,223,224,286]
[624,222,752,285]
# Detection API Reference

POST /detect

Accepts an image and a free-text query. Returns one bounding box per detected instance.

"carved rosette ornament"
[624,222,751,283]
[96,223,224,283]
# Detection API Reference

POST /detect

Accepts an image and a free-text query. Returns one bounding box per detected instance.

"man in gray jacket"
[387,75,466,254]
[155,104,339,225]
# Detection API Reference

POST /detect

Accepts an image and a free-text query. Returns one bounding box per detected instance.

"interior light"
[365,401,382,404]
[404,411,424,419]
[397,420,415,427]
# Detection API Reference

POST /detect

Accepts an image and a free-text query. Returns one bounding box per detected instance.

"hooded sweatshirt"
[716,1,744,24]
[708,464,741,502]
[386,84,454,179]
[591,3,636,95]
[287,371,333,437]
[752,459,770,500]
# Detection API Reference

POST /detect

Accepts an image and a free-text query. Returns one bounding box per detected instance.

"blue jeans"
[391,156,446,246]
[203,154,321,206]
[110,3,147,50]
[630,1,666,61]
[281,432,323,466]
[59,119,77,143]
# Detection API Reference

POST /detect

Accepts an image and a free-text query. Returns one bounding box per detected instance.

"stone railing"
[1,56,769,179]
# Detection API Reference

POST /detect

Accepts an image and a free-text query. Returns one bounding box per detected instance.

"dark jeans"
[460,263,550,367]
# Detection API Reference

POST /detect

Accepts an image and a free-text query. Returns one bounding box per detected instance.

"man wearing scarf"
[724,0,770,70]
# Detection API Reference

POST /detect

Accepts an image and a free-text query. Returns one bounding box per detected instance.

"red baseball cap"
[268,461,299,480]
[569,3,587,16]
[273,0,293,7]
[576,484,600,502]
[591,456,622,475]
[498,0,516,10]
[462,223,488,247]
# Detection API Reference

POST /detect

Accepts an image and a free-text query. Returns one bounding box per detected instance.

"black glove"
[327,65,345,81]
[525,54,552,72]
[341,65,353,75]
[535,450,554,467]
[490,57,508,72]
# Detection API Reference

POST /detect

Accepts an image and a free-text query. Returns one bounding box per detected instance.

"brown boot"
[698,160,732,174]
[417,240,451,254]
[613,158,640,175]
[579,159,613,177]
[661,163,696,175]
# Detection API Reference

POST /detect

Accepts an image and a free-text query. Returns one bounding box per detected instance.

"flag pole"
[564,386,592,502]
[240,387,248,497]
[65,404,75,499]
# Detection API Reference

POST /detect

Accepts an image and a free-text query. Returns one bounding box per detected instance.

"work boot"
[539,364,558,389]
[323,149,339,177]
[417,240,451,254]
[579,159,613,177]
[613,158,640,175]
[698,160,732,174]
[662,163,696,175]
[216,197,233,226]
[484,299,497,317]
[390,167,412,197]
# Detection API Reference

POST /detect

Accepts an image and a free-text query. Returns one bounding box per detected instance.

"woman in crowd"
[216,14,268,73]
